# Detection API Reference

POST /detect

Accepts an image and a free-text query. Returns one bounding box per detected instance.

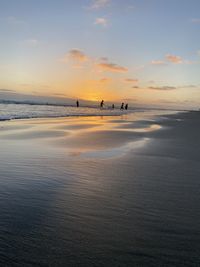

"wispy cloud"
[0,88,16,92]
[97,62,128,72]
[178,84,197,89]
[61,49,128,74]
[124,78,138,83]
[61,49,89,65]
[99,77,111,82]
[149,86,177,91]
[68,49,88,62]
[89,0,110,9]
[94,18,108,27]
[151,54,195,66]
[166,54,183,64]
[151,60,166,65]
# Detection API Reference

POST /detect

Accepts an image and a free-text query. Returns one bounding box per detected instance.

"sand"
[0,110,200,266]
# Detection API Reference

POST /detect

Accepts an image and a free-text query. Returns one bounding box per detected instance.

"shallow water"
[0,103,132,121]
[0,111,200,266]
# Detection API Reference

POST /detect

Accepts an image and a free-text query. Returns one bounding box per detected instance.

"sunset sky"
[0,0,200,108]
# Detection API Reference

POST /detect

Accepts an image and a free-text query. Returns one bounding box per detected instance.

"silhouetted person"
[100,100,104,108]
[125,103,128,110]
[120,103,124,110]
[76,100,79,107]
[112,104,115,109]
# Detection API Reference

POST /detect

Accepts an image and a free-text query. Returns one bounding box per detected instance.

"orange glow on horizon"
[69,79,120,102]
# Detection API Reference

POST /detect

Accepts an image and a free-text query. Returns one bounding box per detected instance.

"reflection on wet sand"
[0,113,162,159]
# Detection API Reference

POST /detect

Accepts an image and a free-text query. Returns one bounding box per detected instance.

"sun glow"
[70,79,119,102]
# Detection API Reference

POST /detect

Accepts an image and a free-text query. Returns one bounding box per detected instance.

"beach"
[0,110,200,266]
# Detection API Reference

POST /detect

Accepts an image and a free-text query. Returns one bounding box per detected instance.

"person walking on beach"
[76,100,79,107]
[125,103,128,110]
[120,103,124,110]
[100,100,104,109]
[112,104,115,109]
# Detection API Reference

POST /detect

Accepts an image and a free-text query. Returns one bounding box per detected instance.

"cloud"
[151,54,195,65]
[88,77,111,84]
[178,84,197,89]
[151,60,166,65]
[68,49,88,62]
[61,49,128,74]
[191,18,200,23]
[124,78,138,83]
[61,49,89,64]
[132,86,139,89]
[97,61,128,72]
[166,54,183,64]
[89,0,110,9]
[149,86,177,91]
[94,18,108,27]
[99,77,111,82]
[0,88,16,92]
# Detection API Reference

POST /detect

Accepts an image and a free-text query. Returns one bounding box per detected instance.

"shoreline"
[0,102,184,122]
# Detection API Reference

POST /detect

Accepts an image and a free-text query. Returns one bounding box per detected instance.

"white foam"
[0,103,132,121]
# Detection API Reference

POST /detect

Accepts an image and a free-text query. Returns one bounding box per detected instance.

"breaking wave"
[0,103,132,121]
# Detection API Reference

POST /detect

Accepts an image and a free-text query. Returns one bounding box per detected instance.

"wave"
[0,99,84,107]
[0,103,133,121]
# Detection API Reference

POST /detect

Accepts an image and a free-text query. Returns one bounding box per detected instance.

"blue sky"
[0,0,200,108]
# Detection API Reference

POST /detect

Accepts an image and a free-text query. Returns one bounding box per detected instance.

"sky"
[0,0,200,109]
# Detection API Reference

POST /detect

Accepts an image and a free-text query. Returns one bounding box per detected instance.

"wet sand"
[0,111,200,266]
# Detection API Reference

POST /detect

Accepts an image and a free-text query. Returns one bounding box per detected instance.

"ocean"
[0,103,133,121]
